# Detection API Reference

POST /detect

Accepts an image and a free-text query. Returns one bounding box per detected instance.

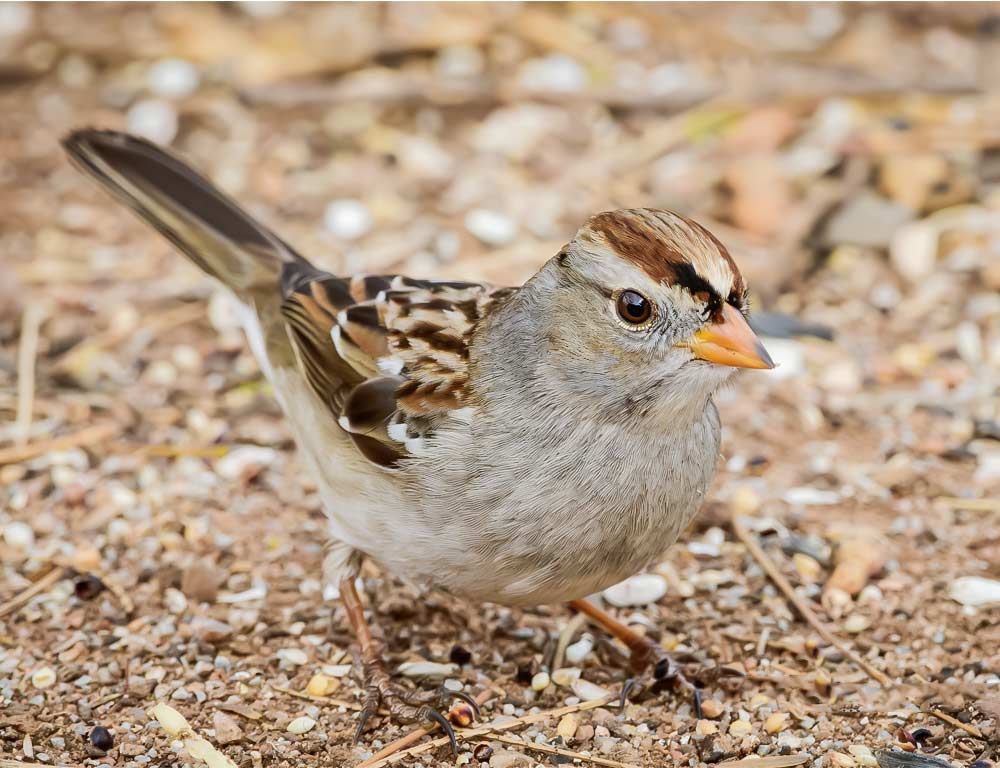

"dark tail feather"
[62,129,304,297]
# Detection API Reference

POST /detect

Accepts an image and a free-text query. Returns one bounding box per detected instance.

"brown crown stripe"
[585,209,745,298]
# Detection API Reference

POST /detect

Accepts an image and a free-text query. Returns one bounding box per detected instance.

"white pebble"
[321,663,353,678]
[564,633,594,665]
[276,648,308,666]
[550,667,580,687]
[571,678,611,702]
[31,667,56,689]
[518,54,587,93]
[126,99,178,145]
[163,588,188,616]
[215,445,278,481]
[323,199,373,240]
[948,576,1000,607]
[0,2,32,37]
[783,487,841,506]
[3,521,34,550]
[464,208,517,246]
[286,716,316,735]
[603,573,668,607]
[530,671,550,691]
[397,661,457,679]
[147,59,200,98]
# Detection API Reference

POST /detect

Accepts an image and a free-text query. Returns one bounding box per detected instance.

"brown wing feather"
[277,260,513,467]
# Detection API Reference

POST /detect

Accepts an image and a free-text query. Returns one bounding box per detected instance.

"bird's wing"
[279,262,514,467]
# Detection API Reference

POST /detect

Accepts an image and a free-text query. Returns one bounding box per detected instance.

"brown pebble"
[213,711,244,745]
[181,560,221,603]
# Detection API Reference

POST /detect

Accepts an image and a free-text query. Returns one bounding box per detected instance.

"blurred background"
[0,3,998,767]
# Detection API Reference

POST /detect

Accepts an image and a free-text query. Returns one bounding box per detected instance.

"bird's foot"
[618,637,697,711]
[353,649,479,752]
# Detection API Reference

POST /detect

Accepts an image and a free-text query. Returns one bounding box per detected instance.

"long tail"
[62,129,305,299]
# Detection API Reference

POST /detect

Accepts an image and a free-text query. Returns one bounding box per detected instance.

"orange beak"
[682,303,775,370]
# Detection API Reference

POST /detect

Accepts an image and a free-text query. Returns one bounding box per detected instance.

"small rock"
[397,661,457,679]
[784,487,840,506]
[829,751,857,768]
[890,221,938,282]
[146,58,200,97]
[126,99,178,145]
[181,561,220,603]
[215,445,278,481]
[190,617,233,643]
[530,671,550,691]
[31,667,56,689]
[557,713,579,739]
[489,749,533,768]
[843,614,870,633]
[575,724,595,742]
[565,633,594,664]
[163,588,188,615]
[518,54,587,93]
[849,745,879,767]
[306,673,340,697]
[3,521,34,550]
[948,576,1000,607]
[323,199,373,240]
[823,192,914,250]
[212,711,243,745]
[602,573,668,606]
[551,667,581,687]
[464,208,518,247]
[89,725,114,751]
[696,719,719,735]
[729,719,753,737]
[765,712,788,734]
[700,698,724,719]
[276,648,308,666]
[286,716,316,735]
[571,678,611,702]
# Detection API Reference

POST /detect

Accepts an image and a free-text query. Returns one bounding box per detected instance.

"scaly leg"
[340,576,479,752]
[568,597,695,709]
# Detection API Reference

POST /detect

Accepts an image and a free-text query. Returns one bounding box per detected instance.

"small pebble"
[829,751,857,768]
[3,521,34,550]
[602,573,668,606]
[530,671,550,691]
[324,199,373,240]
[849,745,878,767]
[564,633,594,664]
[473,743,493,762]
[551,667,581,687]
[286,716,316,735]
[700,698,724,719]
[163,588,188,615]
[571,678,610,702]
[464,208,518,247]
[397,661,458,679]
[948,576,1000,607]
[89,725,113,751]
[31,667,56,689]
[557,712,579,739]
[843,614,870,633]
[126,99,178,144]
[765,712,789,734]
[276,648,308,666]
[729,719,753,737]
[146,58,200,97]
[696,719,719,735]
[306,673,339,697]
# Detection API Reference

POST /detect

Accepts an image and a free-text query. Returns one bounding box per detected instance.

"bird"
[63,129,774,748]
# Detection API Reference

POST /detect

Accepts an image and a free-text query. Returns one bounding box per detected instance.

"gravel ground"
[1,4,998,768]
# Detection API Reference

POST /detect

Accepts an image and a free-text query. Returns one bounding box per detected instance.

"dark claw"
[353,700,376,744]
[423,708,458,754]
[449,690,481,720]
[619,677,640,712]
[693,687,703,720]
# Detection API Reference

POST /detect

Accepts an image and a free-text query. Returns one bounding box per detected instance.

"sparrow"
[63,129,774,748]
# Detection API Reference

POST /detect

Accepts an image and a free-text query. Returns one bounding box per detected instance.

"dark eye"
[615,289,653,326]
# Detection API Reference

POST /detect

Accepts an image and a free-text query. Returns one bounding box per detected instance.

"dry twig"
[731,515,892,687]
[929,709,985,739]
[15,305,44,446]
[472,733,637,768]
[0,566,69,619]
[0,422,119,466]
[357,695,614,768]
